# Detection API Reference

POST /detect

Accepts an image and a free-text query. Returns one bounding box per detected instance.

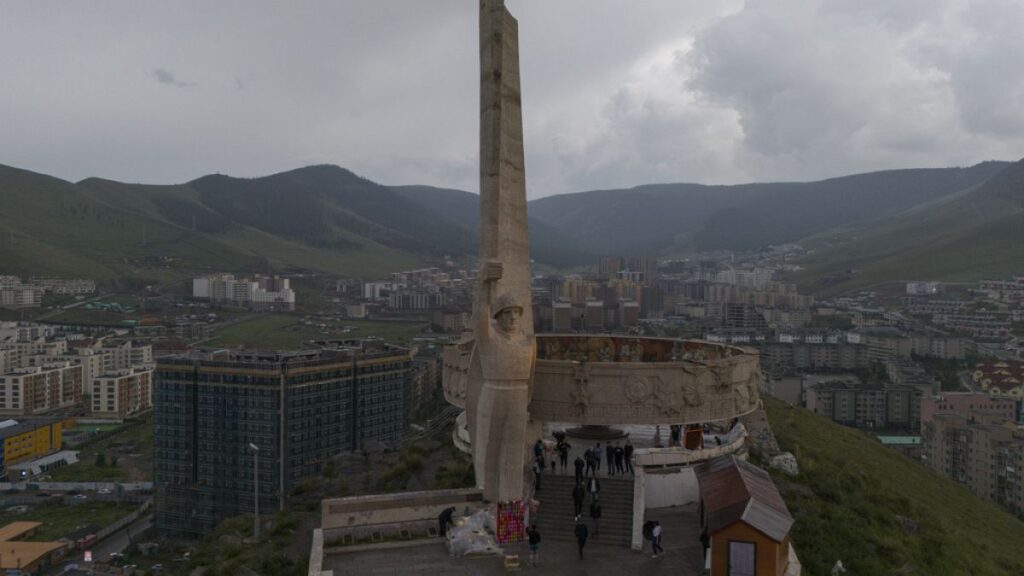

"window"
[728,541,756,576]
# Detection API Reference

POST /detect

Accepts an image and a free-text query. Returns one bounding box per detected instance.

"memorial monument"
[444,0,762,506]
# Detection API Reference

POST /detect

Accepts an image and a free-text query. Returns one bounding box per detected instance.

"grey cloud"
[0,1,1021,196]
[153,68,195,88]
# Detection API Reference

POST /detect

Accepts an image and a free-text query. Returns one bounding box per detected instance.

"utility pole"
[249,442,260,540]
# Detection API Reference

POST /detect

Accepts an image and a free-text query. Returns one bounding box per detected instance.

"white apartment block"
[29,277,97,295]
[0,286,44,310]
[193,274,295,311]
[0,362,83,415]
[91,367,153,418]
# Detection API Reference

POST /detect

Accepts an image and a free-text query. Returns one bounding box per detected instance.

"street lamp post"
[249,442,260,540]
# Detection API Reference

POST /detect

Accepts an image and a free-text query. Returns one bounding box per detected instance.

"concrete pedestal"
[565,425,628,440]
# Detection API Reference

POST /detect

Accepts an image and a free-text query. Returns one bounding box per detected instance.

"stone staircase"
[532,473,635,547]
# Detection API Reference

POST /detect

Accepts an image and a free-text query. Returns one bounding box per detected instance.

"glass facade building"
[154,345,410,539]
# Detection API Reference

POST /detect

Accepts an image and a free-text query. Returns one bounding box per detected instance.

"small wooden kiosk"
[696,456,795,576]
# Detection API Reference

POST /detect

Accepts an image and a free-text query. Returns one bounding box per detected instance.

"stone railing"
[445,336,762,426]
[308,528,333,576]
[320,488,484,544]
[633,423,747,468]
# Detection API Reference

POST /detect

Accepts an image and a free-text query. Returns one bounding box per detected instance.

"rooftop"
[695,455,793,543]
[0,521,66,570]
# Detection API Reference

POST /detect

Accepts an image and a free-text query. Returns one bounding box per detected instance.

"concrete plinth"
[566,425,628,440]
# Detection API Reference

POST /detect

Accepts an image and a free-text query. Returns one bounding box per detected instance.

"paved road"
[45,514,153,574]
[95,513,153,560]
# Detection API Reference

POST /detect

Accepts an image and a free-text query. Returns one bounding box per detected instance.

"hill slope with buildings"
[764,397,1024,576]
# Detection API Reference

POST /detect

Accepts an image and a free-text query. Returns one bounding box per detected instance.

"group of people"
[571,441,634,483]
[520,433,660,564]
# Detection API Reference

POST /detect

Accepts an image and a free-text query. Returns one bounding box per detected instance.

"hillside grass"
[763,397,1024,576]
[206,314,426,349]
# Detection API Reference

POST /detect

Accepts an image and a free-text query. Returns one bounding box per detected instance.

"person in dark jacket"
[605,443,615,476]
[572,482,586,517]
[587,475,601,500]
[574,520,589,560]
[574,455,585,483]
[614,443,625,474]
[557,441,571,473]
[526,524,541,566]
[589,497,602,536]
[624,440,634,474]
[438,506,456,537]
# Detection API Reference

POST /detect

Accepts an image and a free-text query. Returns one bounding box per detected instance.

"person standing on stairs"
[587,475,601,501]
[606,443,615,476]
[589,497,602,536]
[572,482,586,517]
[558,440,571,474]
[614,443,625,475]
[574,519,589,560]
[624,440,634,475]
[574,455,585,484]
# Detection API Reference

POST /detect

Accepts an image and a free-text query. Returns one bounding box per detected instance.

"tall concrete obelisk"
[464,0,536,503]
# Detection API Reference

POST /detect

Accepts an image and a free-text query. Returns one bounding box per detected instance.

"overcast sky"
[2,0,1023,198]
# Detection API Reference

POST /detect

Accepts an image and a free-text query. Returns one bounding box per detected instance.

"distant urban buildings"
[0,322,154,417]
[362,267,455,312]
[0,276,95,310]
[805,377,923,432]
[0,276,44,310]
[192,274,296,311]
[153,342,412,539]
[906,281,941,295]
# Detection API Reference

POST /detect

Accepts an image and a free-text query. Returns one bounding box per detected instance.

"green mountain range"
[794,158,1024,294]
[0,159,1020,287]
[527,161,1009,255]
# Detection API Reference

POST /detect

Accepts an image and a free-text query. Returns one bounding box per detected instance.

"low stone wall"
[0,481,153,492]
[630,425,747,550]
[308,528,332,576]
[320,488,484,545]
[95,500,151,542]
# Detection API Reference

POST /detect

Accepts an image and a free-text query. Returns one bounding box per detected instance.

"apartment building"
[154,344,411,539]
[806,380,922,431]
[91,367,154,418]
[923,413,1024,517]
[192,274,296,311]
[0,363,83,416]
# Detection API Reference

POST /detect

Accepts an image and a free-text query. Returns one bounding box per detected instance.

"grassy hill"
[529,162,1008,255]
[0,163,599,284]
[793,158,1024,295]
[3,159,1020,286]
[764,397,1024,576]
